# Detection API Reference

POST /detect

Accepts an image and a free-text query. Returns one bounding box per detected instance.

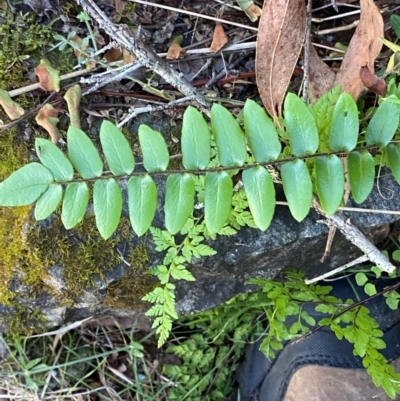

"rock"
[0,168,399,333]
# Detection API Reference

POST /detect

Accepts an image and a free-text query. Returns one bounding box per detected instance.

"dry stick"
[302,0,313,103]
[75,0,212,116]
[312,199,395,274]
[305,255,369,285]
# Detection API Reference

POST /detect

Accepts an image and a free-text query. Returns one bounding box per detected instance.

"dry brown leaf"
[167,35,186,59]
[333,0,383,99]
[104,48,122,63]
[0,89,25,120]
[359,65,386,96]
[122,49,135,64]
[308,42,336,103]
[210,23,229,52]
[256,0,306,123]
[35,104,61,144]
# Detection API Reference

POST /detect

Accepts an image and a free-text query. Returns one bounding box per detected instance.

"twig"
[302,0,313,103]
[75,0,212,116]
[312,199,395,273]
[117,97,194,127]
[128,0,259,32]
[305,255,369,284]
[81,62,144,95]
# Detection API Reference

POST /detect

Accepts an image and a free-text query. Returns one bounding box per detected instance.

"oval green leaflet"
[386,143,400,185]
[100,120,135,175]
[348,151,375,204]
[366,96,400,148]
[128,175,157,236]
[284,93,319,157]
[243,99,281,162]
[329,92,359,152]
[0,162,53,206]
[165,173,195,235]
[34,183,63,220]
[181,106,211,170]
[242,166,275,231]
[67,126,103,179]
[211,103,247,167]
[315,155,344,215]
[61,182,89,229]
[204,171,233,235]
[138,125,169,172]
[281,159,312,222]
[35,138,74,181]
[93,178,123,239]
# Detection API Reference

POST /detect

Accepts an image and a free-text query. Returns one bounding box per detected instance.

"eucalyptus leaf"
[366,97,400,148]
[61,182,89,229]
[204,172,233,234]
[243,99,281,162]
[35,138,74,181]
[284,93,319,157]
[386,143,400,185]
[100,120,135,175]
[242,166,275,231]
[67,126,103,179]
[181,106,210,169]
[211,103,247,167]
[329,92,359,152]
[34,183,63,220]
[165,174,195,235]
[0,163,53,206]
[93,178,123,239]
[348,151,375,204]
[315,155,344,215]
[128,175,157,236]
[281,160,312,222]
[138,125,169,172]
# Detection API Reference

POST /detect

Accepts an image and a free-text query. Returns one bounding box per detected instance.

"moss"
[104,243,155,309]
[0,11,54,90]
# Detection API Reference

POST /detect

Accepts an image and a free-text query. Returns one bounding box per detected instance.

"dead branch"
[75,0,212,116]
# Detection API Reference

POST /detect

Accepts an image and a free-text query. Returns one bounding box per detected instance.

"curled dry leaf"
[64,85,82,129]
[210,23,228,52]
[104,47,122,63]
[236,0,262,22]
[167,35,186,59]
[35,104,61,144]
[359,65,386,96]
[256,0,306,123]
[123,49,135,64]
[34,58,60,92]
[0,89,24,120]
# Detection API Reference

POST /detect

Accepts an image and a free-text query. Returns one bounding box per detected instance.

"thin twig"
[305,255,369,284]
[128,0,259,32]
[312,199,395,273]
[302,0,313,103]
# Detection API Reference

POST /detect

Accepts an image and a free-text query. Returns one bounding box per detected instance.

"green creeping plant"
[0,90,399,239]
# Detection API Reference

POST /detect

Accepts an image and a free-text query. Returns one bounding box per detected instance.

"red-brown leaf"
[359,65,386,96]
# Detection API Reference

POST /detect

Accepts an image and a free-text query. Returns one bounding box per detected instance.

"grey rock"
[1,120,399,333]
